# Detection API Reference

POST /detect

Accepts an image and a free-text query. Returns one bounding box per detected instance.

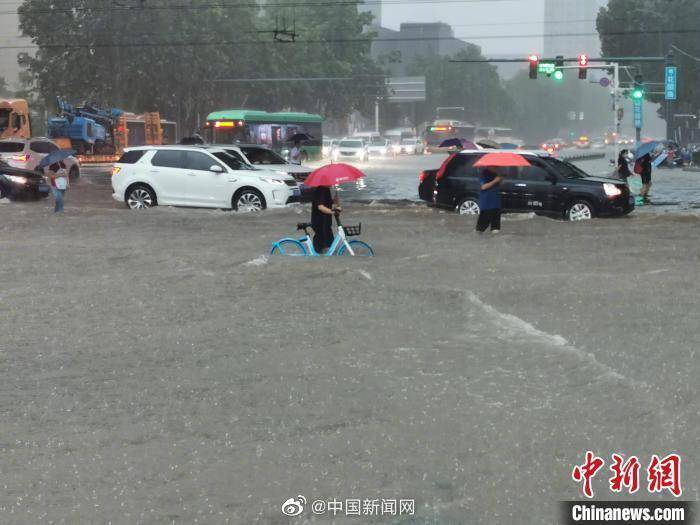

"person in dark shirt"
[476,167,503,233]
[311,186,340,253]
[639,153,652,199]
[617,149,632,181]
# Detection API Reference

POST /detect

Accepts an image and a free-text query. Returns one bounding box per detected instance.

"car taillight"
[419,171,426,182]
[12,154,29,162]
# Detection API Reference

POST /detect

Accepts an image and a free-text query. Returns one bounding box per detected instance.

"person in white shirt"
[289,141,302,165]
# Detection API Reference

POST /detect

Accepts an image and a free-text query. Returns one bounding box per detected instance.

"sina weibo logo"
[281,495,306,516]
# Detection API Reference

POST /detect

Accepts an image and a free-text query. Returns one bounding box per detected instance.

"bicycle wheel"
[271,239,307,256]
[337,240,374,257]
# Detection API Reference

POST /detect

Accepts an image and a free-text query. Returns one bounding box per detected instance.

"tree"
[597,0,700,123]
[406,47,516,128]
[17,0,384,133]
[0,77,10,97]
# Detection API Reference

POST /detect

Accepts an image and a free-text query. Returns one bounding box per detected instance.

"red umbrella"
[304,163,365,187]
[473,152,531,167]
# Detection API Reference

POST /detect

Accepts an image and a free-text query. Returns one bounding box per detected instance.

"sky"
[382,0,546,55]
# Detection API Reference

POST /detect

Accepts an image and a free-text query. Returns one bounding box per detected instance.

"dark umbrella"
[439,138,464,149]
[634,140,660,159]
[37,149,76,170]
[288,133,313,143]
[477,139,501,149]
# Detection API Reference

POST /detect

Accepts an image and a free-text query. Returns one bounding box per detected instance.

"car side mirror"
[210,165,224,173]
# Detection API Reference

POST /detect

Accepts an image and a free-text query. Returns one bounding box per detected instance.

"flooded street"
[1,200,698,523]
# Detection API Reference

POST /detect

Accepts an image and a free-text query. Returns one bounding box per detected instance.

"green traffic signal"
[632,88,644,99]
[553,70,564,81]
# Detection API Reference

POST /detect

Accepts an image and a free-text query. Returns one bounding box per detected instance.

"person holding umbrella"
[37,148,75,214]
[475,167,503,233]
[638,153,653,200]
[47,161,69,213]
[472,152,531,233]
[303,163,364,254]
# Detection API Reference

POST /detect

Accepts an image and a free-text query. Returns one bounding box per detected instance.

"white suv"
[111,146,300,211]
[0,137,81,179]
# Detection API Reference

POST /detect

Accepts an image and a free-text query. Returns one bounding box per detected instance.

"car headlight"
[6,175,28,184]
[260,177,286,185]
[273,170,289,176]
[603,183,622,197]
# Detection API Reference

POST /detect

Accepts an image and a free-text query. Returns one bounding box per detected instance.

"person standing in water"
[311,186,341,253]
[476,167,503,233]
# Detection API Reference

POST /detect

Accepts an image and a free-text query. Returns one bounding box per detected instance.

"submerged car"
[112,146,300,211]
[418,150,634,221]
[0,159,51,200]
[332,139,368,162]
[0,138,81,180]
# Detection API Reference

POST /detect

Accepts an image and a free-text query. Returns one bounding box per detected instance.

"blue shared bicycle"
[270,212,374,256]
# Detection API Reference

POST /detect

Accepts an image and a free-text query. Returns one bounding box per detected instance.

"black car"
[0,160,51,200]
[418,151,634,220]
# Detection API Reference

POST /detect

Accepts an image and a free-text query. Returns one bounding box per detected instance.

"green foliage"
[0,77,10,97]
[597,0,700,119]
[406,48,516,127]
[17,0,382,132]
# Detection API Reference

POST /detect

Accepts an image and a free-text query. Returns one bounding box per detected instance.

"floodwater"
[330,152,700,212]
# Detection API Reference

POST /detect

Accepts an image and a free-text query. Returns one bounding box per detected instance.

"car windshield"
[0,141,24,152]
[240,147,286,165]
[543,157,587,179]
[402,139,416,144]
[0,109,11,130]
[212,151,253,170]
[340,140,362,147]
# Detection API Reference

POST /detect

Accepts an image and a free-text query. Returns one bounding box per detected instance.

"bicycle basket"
[344,223,362,237]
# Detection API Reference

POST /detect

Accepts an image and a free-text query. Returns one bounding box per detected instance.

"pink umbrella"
[473,152,531,167]
[304,163,365,187]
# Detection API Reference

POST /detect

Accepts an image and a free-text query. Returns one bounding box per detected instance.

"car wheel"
[456,197,480,215]
[126,185,156,209]
[69,166,80,181]
[565,200,594,221]
[233,188,265,212]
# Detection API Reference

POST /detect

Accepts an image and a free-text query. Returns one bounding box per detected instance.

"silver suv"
[0,137,81,179]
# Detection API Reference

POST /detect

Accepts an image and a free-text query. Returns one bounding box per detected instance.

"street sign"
[599,77,610,88]
[633,98,643,128]
[537,62,556,75]
[386,76,426,103]
[664,66,677,100]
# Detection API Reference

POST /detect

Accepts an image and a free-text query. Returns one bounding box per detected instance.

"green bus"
[202,109,323,161]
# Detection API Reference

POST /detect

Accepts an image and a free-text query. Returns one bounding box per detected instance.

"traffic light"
[578,54,588,79]
[528,54,539,79]
[632,74,644,100]
[554,55,564,81]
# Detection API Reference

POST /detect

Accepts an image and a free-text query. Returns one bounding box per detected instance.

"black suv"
[418,151,634,220]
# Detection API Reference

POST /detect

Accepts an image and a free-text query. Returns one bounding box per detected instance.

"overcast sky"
[381,0,545,55]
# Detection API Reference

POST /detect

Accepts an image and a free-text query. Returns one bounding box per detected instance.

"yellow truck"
[0,99,31,140]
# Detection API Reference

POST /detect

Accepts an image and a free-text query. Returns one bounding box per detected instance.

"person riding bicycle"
[311,186,341,254]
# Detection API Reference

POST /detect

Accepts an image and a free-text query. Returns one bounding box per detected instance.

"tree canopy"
[17,0,381,132]
[597,0,700,121]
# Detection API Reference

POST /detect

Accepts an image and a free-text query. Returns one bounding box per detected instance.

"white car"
[322,139,338,157]
[367,139,392,157]
[400,138,424,155]
[213,144,312,184]
[332,139,368,162]
[112,146,300,211]
[0,137,81,179]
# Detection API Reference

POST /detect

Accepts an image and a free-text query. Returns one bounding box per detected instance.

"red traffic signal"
[578,54,588,79]
[528,54,539,79]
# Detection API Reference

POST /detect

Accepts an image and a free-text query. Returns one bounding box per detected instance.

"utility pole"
[375,98,380,133]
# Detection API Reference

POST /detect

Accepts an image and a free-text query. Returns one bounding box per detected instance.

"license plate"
[38,184,50,192]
